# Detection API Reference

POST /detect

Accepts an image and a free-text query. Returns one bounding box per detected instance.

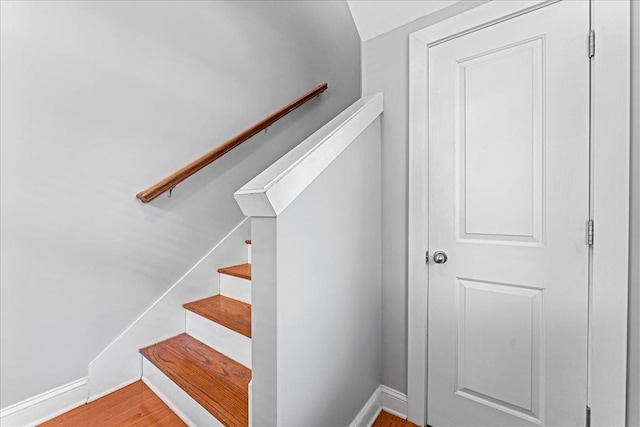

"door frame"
[407,1,631,425]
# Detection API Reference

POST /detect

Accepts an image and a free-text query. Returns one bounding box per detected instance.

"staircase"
[139,241,253,427]
[74,94,381,427]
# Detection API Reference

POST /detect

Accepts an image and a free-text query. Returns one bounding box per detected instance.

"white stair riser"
[141,358,223,427]
[220,274,251,304]
[185,311,252,368]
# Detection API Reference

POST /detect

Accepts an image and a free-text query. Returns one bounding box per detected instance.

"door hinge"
[586,406,591,427]
[426,251,429,263]
[589,30,595,58]
[588,219,594,246]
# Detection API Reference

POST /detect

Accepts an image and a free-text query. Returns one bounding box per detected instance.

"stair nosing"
[183,295,251,338]
[140,333,250,427]
[218,263,251,280]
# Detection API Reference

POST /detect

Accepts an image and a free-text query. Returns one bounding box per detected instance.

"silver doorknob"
[432,251,448,264]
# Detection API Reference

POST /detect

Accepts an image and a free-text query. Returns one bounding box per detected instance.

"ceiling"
[346,0,459,41]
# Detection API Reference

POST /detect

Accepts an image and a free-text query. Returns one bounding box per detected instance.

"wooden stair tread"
[218,263,251,280]
[183,295,251,338]
[140,334,250,427]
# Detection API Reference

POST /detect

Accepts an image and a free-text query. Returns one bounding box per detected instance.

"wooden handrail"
[136,83,328,203]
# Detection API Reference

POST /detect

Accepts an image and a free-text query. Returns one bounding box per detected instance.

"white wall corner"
[0,377,88,427]
[380,385,408,419]
[350,386,382,427]
[87,218,250,401]
[350,386,408,427]
[347,1,460,42]
[234,93,383,218]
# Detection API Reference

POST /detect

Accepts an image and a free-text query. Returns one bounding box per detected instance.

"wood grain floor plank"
[371,410,422,427]
[39,381,185,427]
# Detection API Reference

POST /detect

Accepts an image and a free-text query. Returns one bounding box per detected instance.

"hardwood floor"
[39,381,413,427]
[372,410,421,427]
[39,381,185,427]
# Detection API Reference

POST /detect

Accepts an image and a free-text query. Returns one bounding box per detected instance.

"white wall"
[0,0,360,408]
[361,0,487,394]
[273,119,381,426]
[347,1,458,41]
[87,219,249,401]
[241,99,382,426]
[628,2,639,426]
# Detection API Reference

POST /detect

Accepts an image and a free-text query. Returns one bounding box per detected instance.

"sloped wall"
[0,0,360,407]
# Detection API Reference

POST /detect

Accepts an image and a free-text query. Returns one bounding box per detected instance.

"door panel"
[427,2,589,426]
[459,38,543,243]
[456,279,543,420]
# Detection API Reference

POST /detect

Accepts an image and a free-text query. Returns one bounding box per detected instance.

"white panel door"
[427,2,590,426]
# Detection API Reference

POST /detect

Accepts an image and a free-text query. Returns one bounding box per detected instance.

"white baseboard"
[0,377,88,427]
[86,376,140,404]
[350,386,383,427]
[380,385,408,419]
[350,385,408,427]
